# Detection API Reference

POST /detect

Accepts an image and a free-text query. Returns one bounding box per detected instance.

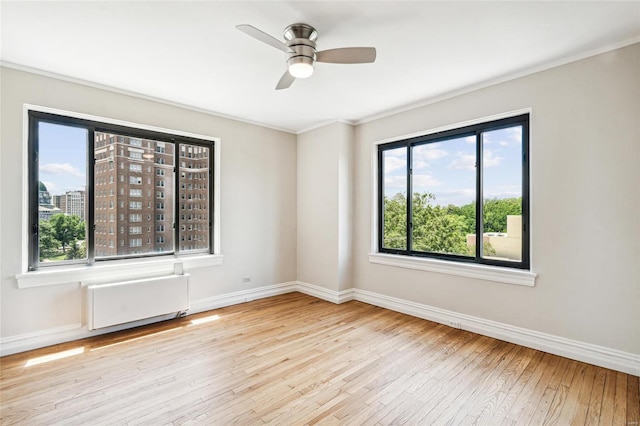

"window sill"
[16,254,224,289]
[368,253,536,287]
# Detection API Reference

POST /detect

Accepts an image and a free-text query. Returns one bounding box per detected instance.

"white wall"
[353,43,640,355]
[297,122,354,292]
[0,67,297,344]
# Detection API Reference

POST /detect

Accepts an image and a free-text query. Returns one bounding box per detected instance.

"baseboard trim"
[189,282,298,313]
[295,281,354,304]
[353,288,640,376]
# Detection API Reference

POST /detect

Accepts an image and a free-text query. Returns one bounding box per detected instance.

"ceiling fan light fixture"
[288,56,314,79]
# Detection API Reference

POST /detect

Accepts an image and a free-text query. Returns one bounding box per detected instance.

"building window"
[28,110,216,269]
[377,114,529,270]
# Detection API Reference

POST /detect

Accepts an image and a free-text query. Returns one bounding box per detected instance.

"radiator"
[87,274,189,330]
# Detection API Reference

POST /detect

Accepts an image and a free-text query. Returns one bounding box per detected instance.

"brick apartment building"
[94,133,209,257]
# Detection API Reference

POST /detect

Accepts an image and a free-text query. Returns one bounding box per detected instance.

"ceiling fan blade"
[316,47,376,64]
[236,24,292,53]
[276,71,296,90]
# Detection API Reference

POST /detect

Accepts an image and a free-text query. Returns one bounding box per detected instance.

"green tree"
[38,219,61,261]
[383,193,407,249]
[49,214,85,253]
[482,197,522,233]
[65,239,86,260]
[383,192,510,257]
[411,193,470,255]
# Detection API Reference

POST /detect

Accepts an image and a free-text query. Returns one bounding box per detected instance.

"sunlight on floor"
[25,347,85,367]
[90,327,182,352]
[189,314,220,326]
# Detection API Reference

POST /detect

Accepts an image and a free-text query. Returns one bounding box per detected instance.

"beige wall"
[352,43,640,355]
[0,67,298,339]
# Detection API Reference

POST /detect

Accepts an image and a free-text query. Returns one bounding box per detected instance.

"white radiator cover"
[87,274,190,330]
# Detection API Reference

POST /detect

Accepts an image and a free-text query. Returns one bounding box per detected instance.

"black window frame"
[377,114,530,270]
[28,110,215,270]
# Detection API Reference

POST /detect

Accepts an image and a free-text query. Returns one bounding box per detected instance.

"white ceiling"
[2,1,639,134]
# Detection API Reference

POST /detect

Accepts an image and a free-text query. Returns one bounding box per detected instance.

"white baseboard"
[353,288,640,377]
[189,282,298,313]
[295,281,354,304]
[2,282,638,377]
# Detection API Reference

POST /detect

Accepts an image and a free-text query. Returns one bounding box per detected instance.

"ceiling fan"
[236,23,376,90]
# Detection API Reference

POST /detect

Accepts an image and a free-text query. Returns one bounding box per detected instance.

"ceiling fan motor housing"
[284,23,317,74]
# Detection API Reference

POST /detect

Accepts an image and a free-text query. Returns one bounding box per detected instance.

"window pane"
[178,144,210,252]
[37,122,88,263]
[382,147,407,250]
[481,126,523,262]
[94,133,174,257]
[412,137,476,256]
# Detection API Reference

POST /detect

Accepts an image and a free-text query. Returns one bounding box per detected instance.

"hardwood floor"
[1,293,638,425]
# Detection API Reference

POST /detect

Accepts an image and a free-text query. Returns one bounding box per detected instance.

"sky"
[40,120,523,206]
[38,122,88,195]
[383,125,523,206]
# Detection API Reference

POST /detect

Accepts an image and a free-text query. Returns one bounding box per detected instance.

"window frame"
[27,108,217,271]
[376,113,530,271]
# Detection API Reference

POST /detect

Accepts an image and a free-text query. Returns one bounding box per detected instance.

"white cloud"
[448,154,476,171]
[384,156,406,173]
[414,145,448,161]
[484,126,522,147]
[40,163,84,178]
[447,149,502,170]
[464,136,475,144]
[413,173,442,188]
[483,150,503,168]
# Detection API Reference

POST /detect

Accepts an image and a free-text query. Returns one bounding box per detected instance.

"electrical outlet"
[242,276,251,283]
[449,321,462,329]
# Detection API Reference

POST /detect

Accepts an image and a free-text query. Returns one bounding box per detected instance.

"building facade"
[93,133,209,258]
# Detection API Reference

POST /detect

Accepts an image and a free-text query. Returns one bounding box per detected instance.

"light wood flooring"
[1,293,638,425]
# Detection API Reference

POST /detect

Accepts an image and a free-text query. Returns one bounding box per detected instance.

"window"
[377,114,529,270]
[27,110,216,269]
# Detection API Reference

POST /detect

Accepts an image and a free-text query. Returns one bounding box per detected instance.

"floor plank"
[1,293,638,425]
